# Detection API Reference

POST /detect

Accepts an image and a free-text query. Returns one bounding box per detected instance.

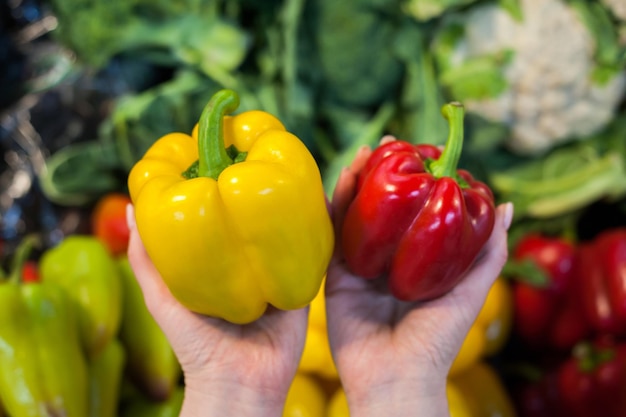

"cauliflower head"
[433,0,626,155]
[602,0,626,21]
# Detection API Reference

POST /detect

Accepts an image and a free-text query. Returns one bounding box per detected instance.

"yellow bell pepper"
[327,361,516,417]
[283,373,327,417]
[448,362,517,417]
[299,280,339,380]
[128,89,334,324]
[449,277,513,376]
[327,387,349,417]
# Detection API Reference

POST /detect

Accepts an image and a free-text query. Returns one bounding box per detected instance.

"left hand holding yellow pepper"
[127,89,334,324]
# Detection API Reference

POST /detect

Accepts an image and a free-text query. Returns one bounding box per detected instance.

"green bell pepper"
[0,236,89,417]
[88,339,126,417]
[39,235,122,357]
[117,256,181,401]
[120,387,184,417]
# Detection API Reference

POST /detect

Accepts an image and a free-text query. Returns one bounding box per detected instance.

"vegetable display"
[342,103,495,301]
[0,237,89,417]
[128,89,334,324]
[2,0,626,415]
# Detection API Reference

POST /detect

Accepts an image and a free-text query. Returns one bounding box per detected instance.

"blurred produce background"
[1,0,625,416]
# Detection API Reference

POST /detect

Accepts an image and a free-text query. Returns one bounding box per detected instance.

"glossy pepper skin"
[127,89,333,324]
[576,228,626,336]
[512,234,589,350]
[341,103,495,301]
[0,236,89,417]
[39,235,123,357]
[117,256,180,401]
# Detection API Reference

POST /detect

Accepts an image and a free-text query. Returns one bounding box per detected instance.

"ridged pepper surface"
[127,89,333,324]
[341,103,495,301]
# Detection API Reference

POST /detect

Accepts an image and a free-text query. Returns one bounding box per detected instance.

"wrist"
[344,376,450,417]
[179,377,287,417]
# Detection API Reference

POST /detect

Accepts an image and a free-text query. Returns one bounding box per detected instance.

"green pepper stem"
[429,102,465,178]
[5,235,40,284]
[197,89,241,180]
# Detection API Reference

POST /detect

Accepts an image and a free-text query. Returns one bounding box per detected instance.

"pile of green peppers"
[0,235,182,417]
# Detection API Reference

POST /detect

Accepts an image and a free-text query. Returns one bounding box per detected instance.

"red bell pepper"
[557,339,626,417]
[341,103,495,301]
[21,261,39,283]
[91,193,132,256]
[576,228,626,336]
[511,234,589,350]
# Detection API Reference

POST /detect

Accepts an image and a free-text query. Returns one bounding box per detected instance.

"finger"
[330,168,358,259]
[448,202,513,314]
[379,135,396,146]
[348,145,372,174]
[126,204,181,316]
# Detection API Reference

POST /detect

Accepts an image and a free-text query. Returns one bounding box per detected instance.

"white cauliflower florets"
[444,0,625,155]
[602,0,626,21]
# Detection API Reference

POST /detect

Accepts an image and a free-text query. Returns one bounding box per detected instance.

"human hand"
[126,205,308,417]
[326,138,513,417]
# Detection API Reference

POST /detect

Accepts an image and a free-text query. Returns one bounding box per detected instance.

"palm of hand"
[160,305,308,393]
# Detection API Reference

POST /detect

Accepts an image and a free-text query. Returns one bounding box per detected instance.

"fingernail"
[126,203,136,230]
[502,202,514,230]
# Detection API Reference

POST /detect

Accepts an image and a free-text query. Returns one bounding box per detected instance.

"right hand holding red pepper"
[326,141,513,416]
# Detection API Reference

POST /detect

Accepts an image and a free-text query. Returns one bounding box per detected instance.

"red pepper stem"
[429,102,465,179]
[197,89,240,180]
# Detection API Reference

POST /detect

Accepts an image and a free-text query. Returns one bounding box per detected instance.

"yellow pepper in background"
[326,387,349,417]
[128,89,334,324]
[449,277,513,376]
[283,373,327,417]
[299,280,338,380]
[448,362,517,417]
[326,362,516,417]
